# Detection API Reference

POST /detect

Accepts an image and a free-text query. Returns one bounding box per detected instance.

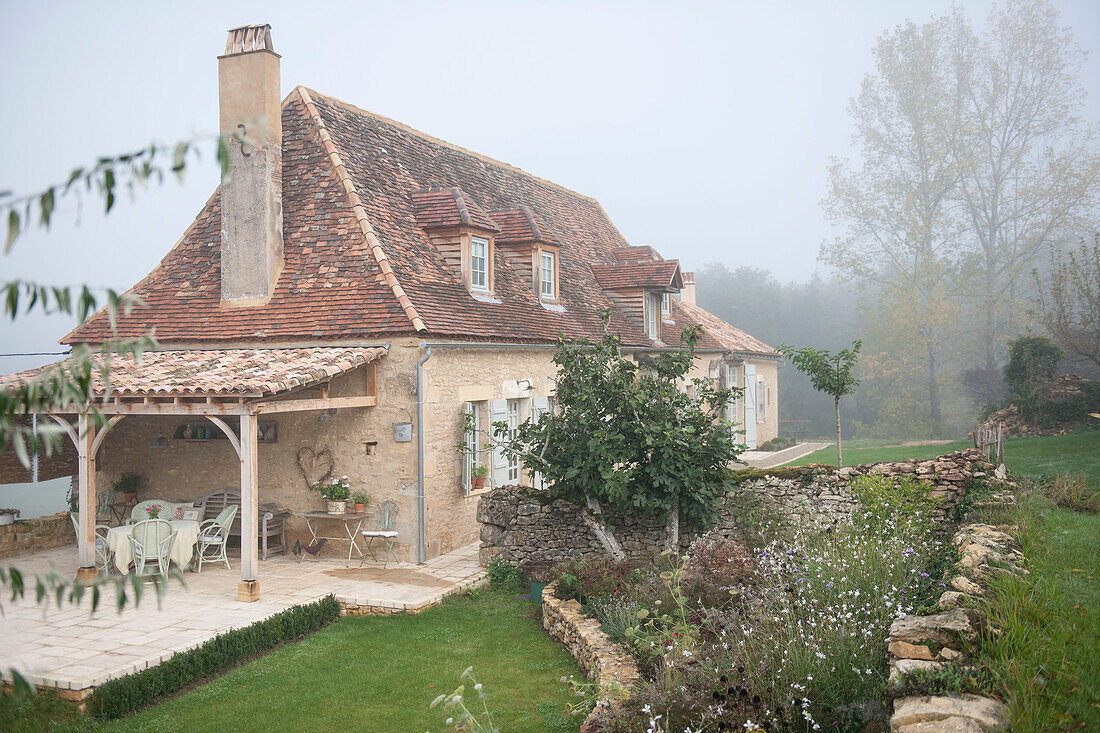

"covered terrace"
[3,346,386,602]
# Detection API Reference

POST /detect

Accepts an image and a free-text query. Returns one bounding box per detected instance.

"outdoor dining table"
[294,511,367,566]
[106,519,200,574]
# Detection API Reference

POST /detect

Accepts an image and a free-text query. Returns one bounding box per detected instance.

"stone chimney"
[218,25,283,304]
[681,271,696,306]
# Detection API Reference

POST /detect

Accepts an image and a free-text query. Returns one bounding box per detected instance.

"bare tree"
[956,0,1100,372]
[821,12,968,435]
[1032,235,1100,370]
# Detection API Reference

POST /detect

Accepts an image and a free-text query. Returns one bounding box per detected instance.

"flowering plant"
[145,503,163,519]
[312,476,350,501]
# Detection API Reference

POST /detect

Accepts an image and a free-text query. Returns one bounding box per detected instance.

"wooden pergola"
[17,347,386,602]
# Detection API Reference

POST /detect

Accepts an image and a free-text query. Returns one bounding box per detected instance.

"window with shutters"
[530,396,550,489]
[723,363,738,425]
[757,379,769,423]
[461,401,489,495]
[662,291,670,316]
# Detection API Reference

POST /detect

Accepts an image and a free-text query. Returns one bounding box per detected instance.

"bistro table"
[294,511,367,566]
[106,519,200,574]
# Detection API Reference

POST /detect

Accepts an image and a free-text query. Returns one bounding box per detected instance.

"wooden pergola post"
[238,412,260,602]
[75,413,96,582]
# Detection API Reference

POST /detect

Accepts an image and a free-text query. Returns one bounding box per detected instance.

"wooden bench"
[195,488,290,560]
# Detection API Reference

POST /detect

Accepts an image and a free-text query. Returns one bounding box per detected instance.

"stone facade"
[542,581,640,732]
[479,450,995,566]
[0,512,75,559]
[92,337,775,565]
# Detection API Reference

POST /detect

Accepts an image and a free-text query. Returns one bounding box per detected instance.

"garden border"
[541,581,639,731]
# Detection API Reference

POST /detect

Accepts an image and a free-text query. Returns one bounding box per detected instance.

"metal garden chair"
[129,499,167,524]
[69,512,113,573]
[94,487,114,525]
[128,518,177,579]
[360,500,399,568]
[196,505,238,572]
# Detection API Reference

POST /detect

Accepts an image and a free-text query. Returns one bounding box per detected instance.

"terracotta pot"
[326,500,347,514]
[471,476,487,491]
[354,503,366,514]
[123,492,138,504]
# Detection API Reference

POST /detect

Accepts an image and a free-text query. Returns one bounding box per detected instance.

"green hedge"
[89,595,341,719]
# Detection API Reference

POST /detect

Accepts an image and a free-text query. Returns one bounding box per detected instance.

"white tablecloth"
[107,519,200,573]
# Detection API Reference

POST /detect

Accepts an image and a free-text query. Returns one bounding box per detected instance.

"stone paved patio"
[0,543,484,692]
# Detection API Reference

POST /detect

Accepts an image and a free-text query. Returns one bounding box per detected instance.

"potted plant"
[145,503,164,520]
[351,491,370,514]
[470,464,488,491]
[0,508,20,527]
[112,471,144,504]
[522,560,554,605]
[313,476,350,514]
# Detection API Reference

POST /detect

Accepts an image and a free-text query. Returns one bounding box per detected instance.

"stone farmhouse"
[4,25,778,599]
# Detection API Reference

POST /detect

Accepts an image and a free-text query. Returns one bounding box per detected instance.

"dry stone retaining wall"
[480,449,995,566]
[542,581,640,732]
[0,512,74,559]
[884,486,1021,732]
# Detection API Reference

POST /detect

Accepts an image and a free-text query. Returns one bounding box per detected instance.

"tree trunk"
[835,396,843,468]
[664,496,680,552]
[928,338,941,437]
[583,491,625,562]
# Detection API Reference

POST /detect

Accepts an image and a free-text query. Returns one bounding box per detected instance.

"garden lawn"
[781,430,1099,482]
[981,498,1100,730]
[0,590,582,733]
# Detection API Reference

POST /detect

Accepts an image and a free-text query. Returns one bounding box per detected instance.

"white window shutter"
[489,400,509,487]
[531,396,550,489]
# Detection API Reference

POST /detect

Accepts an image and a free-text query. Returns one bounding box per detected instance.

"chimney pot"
[682,271,696,306]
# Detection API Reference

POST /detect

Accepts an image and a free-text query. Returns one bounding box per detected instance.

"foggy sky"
[2,0,1098,374]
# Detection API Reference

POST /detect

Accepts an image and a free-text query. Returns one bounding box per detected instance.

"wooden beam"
[89,415,125,456]
[91,402,250,416]
[205,415,242,459]
[364,362,377,398]
[238,412,260,602]
[76,413,95,574]
[248,395,378,415]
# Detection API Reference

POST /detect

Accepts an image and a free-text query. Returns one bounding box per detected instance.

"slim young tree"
[778,341,862,467]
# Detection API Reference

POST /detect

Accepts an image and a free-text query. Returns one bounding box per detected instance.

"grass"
[782,430,1100,484]
[979,496,1100,731]
[0,590,582,733]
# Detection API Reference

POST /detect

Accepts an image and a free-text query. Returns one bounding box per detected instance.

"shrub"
[549,557,644,605]
[681,531,755,608]
[849,473,935,523]
[485,559,524,592]
[1041,472,1099,515]
[89,595,340,719]
[588,595,644,644]
[758,436,795,452]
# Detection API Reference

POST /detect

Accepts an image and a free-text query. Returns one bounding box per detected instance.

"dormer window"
[471,237,489,290]
[540,251,556,299]
[662,292,670,315]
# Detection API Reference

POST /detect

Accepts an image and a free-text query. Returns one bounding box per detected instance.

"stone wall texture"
[0,512,75,559]
[542,581,640,732]
[479,449,995,566]
[885,485,1020,733]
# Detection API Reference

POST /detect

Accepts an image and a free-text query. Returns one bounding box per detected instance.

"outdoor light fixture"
[517,379,534,391]
[152,434,169,448]
[318,408,337,423]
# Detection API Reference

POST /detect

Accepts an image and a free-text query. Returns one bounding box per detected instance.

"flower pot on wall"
[354,503,366,514]
[470,477,486,491]
[326,500,347,515]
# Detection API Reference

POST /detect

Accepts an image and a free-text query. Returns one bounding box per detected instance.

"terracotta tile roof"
[412,188,500,232]
[591,260,683,291]
[63,85,772,357]
[1,347,386,398]
[612,245,662,262]
[489,207,559,245]
[671,300,776,357]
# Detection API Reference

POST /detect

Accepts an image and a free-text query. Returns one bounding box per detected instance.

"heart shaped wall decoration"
[296,446,335,489]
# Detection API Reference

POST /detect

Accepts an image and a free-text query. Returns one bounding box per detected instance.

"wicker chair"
[128,519,177,578]
[196,505,238,572]
[69,512,112,572]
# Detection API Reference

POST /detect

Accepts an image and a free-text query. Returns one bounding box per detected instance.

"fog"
[2,1,1098,440]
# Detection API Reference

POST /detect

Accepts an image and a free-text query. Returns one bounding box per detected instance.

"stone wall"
[884,486,1020,732]
[0,512,75,559]
[542,581,640,732]
[479,449,995,566]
